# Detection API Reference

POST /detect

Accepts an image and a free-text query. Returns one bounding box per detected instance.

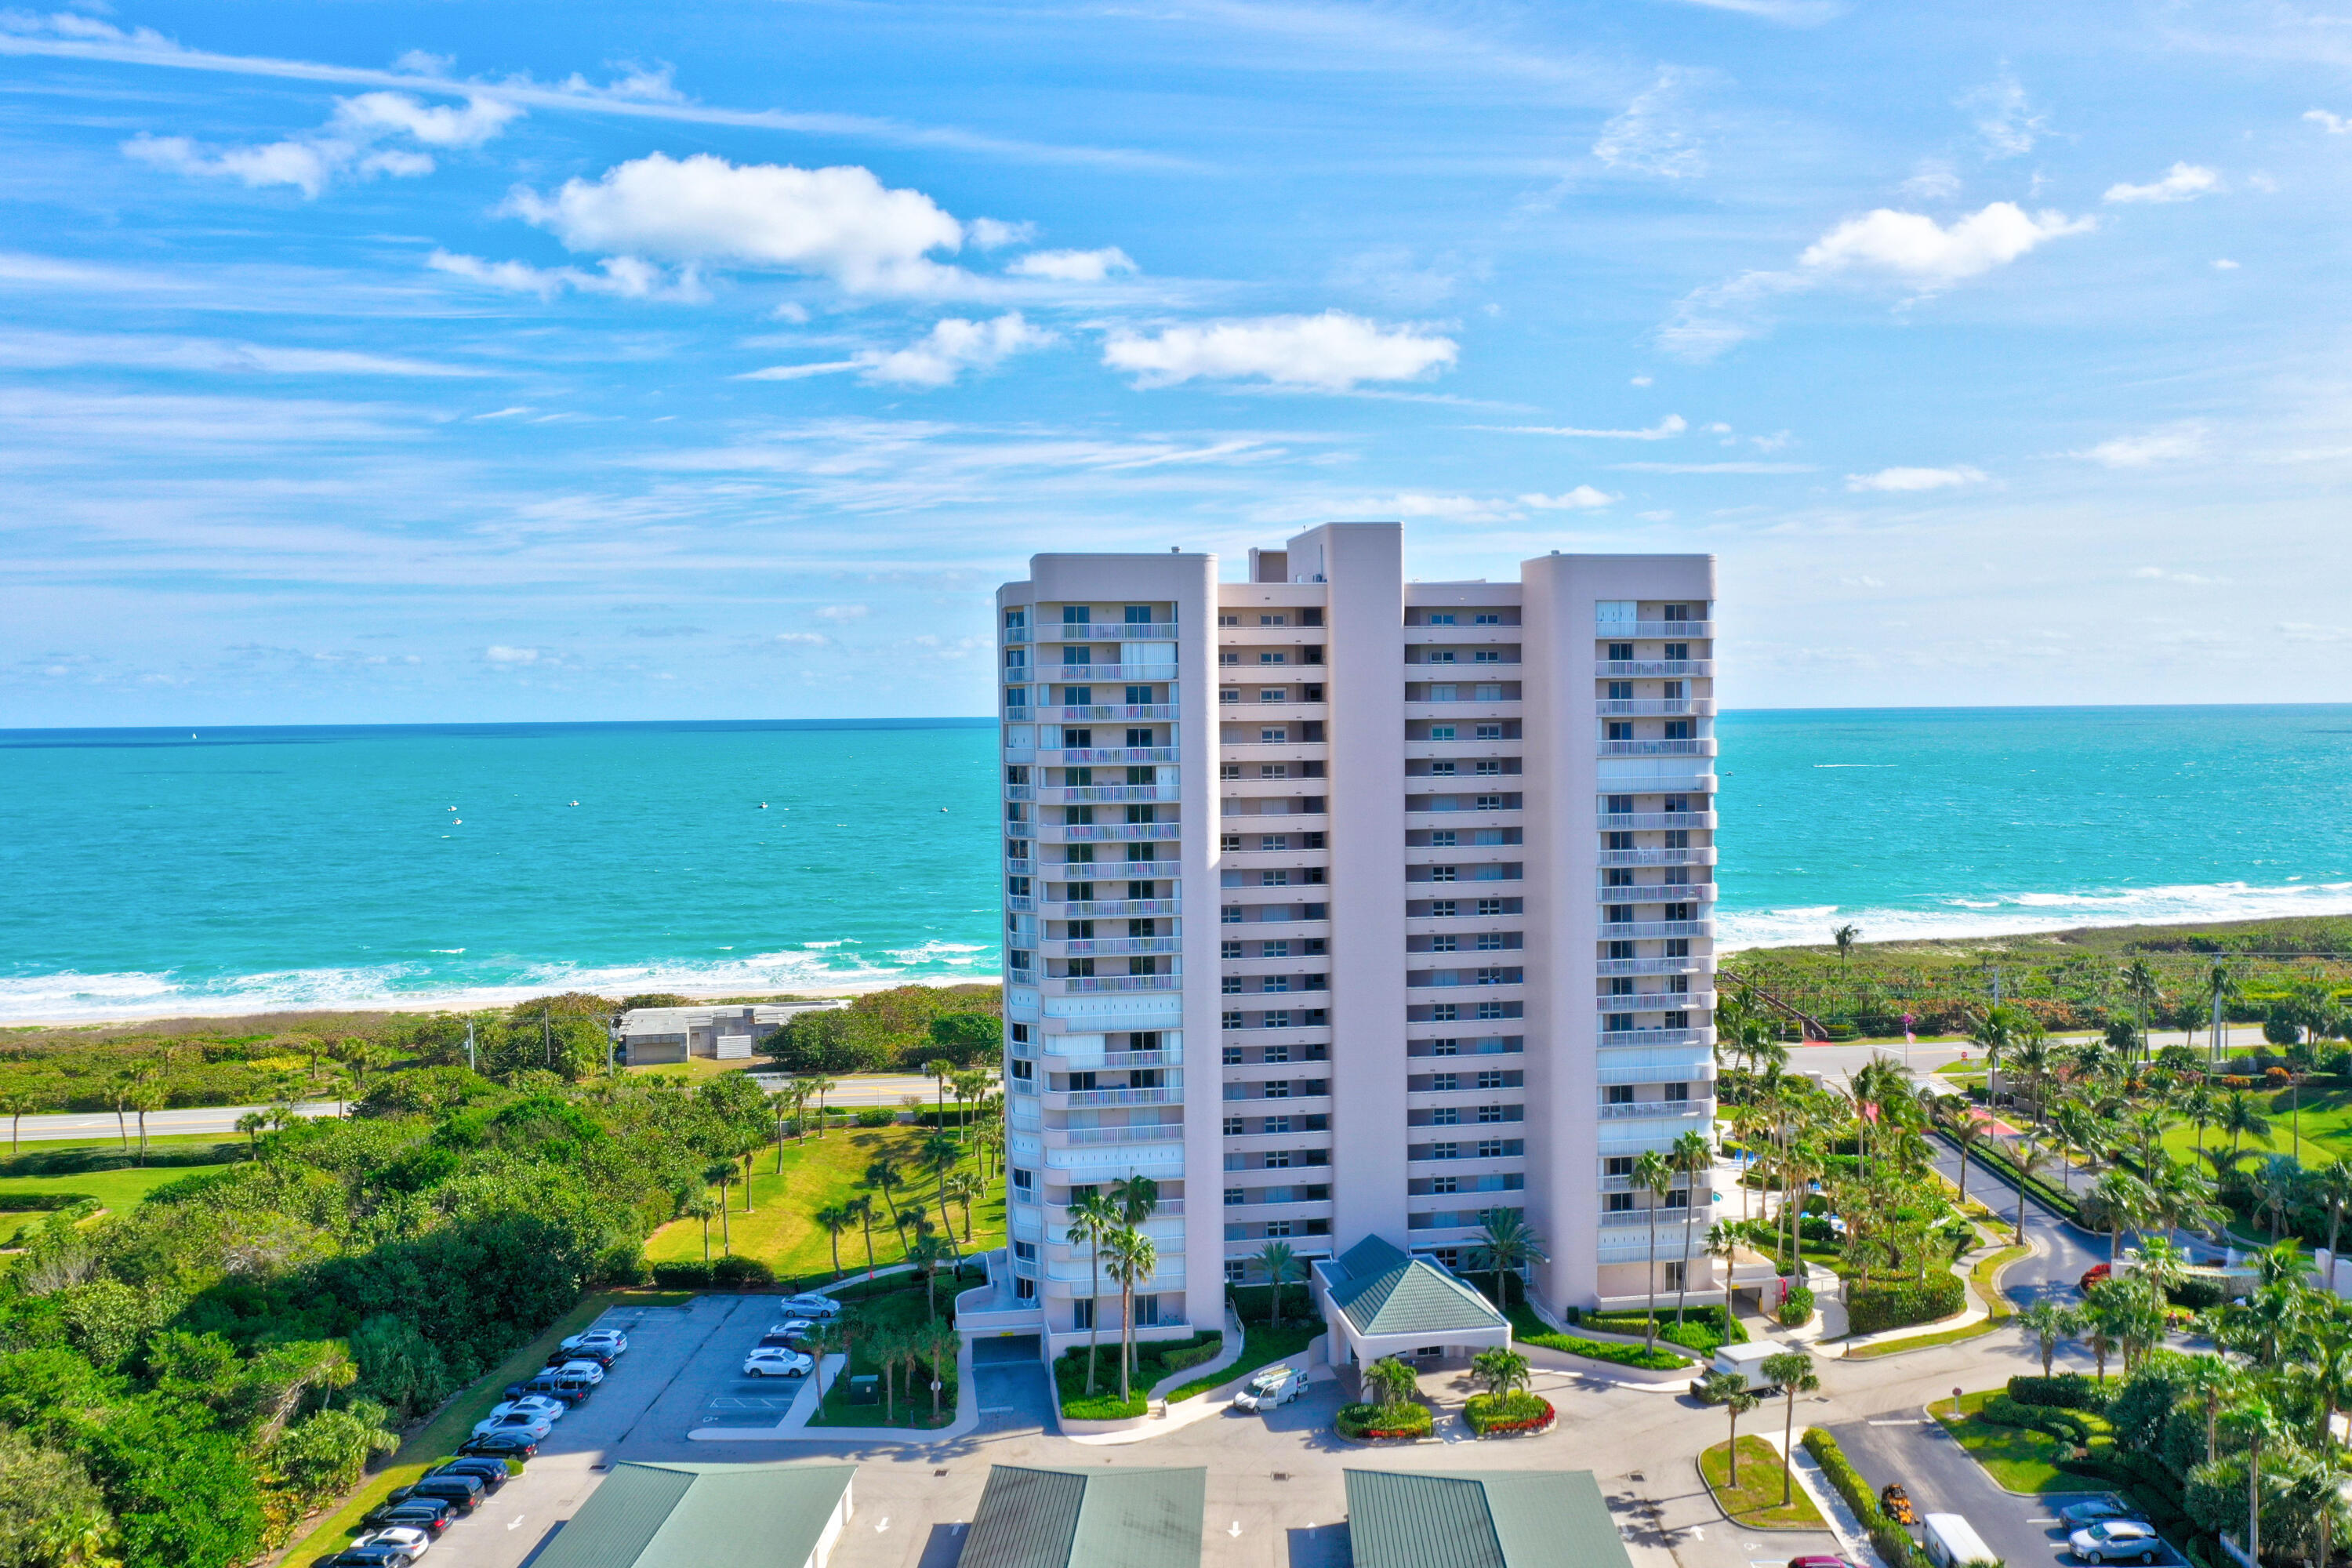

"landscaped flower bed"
[1336,1401,1432,1441]
[1464,1392,1555,1436]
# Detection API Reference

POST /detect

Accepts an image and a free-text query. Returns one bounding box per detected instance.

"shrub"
[1846,1272,1964,1334]
[855,1108,900,1127]
[2009,1372,2111,1410]
[1464,1392,1554,1436]
[711,1255,775,1286]
[651,1261,713,1288]
[1337,1402,1432,1441]
[1779,1284,1816,1327]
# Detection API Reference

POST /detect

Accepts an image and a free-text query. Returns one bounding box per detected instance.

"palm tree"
[2207,959,2241,1073]
[852,1196,879,1279]
[918,1132,963,1242]
[684,1192,720,1265]
[924,1057,956,1127]
[2176,1079,2221,1161]
[2012,1137,2047,1250]
[1761,1349,1820,1506]
[1256,1240,1301,1327]
[1471,1209,1548,1313]
[1971,1005,2021,1114]
[1700,1370,1764,1484]
[2050,1099,2099,1196]
[1671,1128,1711,1326]
[865,1155,906,1230]
[2011,1033,2057,1131]
[2223,1396,2285,1566]
[0,1091,28,1155]
[1941,1104,1987,1208]
[105,1072,136,1150]
[804,1073,838,1137]
[1110,1172,1160,1227]
[920,1320,960,1421]
[766,1087,798,1171]
[1102,1225,1159,1403]
[953,1069,993,1139]
[1363,1355,1418,1408]
[910,1233,953,1319]
[1831,923,1860,963]
[704,1160,737,1254]
[1705,1222,1739,1327]
[1633,1149,1675,1348]
[2122,958,2162,1066]
[235,1109,270,1160]
[2317,1160,2352,1263]
[129,1080,165,1164]
[871,1324,904,1421]
[1471,1347,1530,1399]
[2090,1167,2152,1264]
[815,1203,856,1279]
[2255,1156,2303,1242]
[2223,1090,2275,1163]
[944,1170,982,1242]
[2016,1301,2082,1376]
[1066,1191,1117,1394]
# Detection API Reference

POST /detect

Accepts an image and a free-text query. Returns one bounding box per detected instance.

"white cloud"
[1006,247,1138,282]
[1101,311,1457,391]
[506,153,970,295]
[1654,0,1842,21]
[1629,374,1653,387]
[737,359,860,381]
[123,92,519,198]
[1845,464,1987,492]
[1518,485,1617,510]
[0,328,484,377]
[2212,258,2240,270]
[1964,70,2045,158]
[1799,203,2095,285]
[771,632,829,647]
[2305,110,2352,135]
[2132,566,2228,585]
[1592,68,1704,180]
[2103,163,2221,205]
[1489,415,1686,440]
[557,64,682,102]
[967,218,1038,250]
[855,313,1056,387]
[815,604,869,621]
[1612,460,1816,474]
[483,644,539,663]
[1900,159,1960,201]
[426,249,703,301]
[2075,426,2207,467]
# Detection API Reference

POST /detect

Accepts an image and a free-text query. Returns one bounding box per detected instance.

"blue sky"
[5,0,2350,725]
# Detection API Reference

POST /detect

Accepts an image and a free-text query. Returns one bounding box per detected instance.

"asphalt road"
[1930,1135,2108,1307]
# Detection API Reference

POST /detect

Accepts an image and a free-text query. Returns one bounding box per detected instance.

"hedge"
[1464,1392,1554,1436]
[1338,1402,1432,1441]
[2007,1372,2111,1410]
[1846,1272,1965,1334]
[1980,1395,2112,1445]
[1778,1284,1816,1327]
[1802,1427,1932,1568]
[0,1190,103,1211]
[1509,1305,1689,1370]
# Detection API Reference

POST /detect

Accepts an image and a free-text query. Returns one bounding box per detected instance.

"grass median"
[1700,1435,1827,1529]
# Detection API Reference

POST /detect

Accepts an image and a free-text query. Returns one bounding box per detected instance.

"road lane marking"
[1869,1418,1924,1425]
[507,1515,525,1530]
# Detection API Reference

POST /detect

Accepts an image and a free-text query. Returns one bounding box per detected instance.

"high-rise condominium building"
[990,522,1716,1345]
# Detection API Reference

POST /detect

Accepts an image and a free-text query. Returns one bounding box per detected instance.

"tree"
[1363,1355,1418,1408]
[683,1192,720,1265]
[2223,1091,2275,1163]
[1672,1128,1711,1326]
[1066,1191,1117,1395]
[919,1320,960,1420]
[2221,1396,2285,1566]
[871,1325,904,1421]
[910,1233,953,1319]
[1760,1350,1820,1506]
[1634,1149,1675,1349]
[919,1132,963,1230]
[1102,1225,1159,1404]
[1256,1241,1301,1327]
[1470,1209,1548,1312]
[2123,957,2163,1069]
[234,1110,270,1161]
[2016,1300,2082,1377]
[1700,1370,1765,1485]
[1705,1222,1740,1328]
[943,1171,982,1242]
[852,1196,879,1279]
[2090,1167,2153,1264]
[0,1420,114,1566]
[952,1069,993,1139]
[864,1156,905,1230]
[704,1160,737,1254]
[1470,1347,1530,1399]
[105,1073,136,1151]
[0,1091,32,1156]
[815,1203,856,1280]
[1831,923,1860,963]
[927,1011,1000,1068]
[804,1073,838,1137]
[1111,1173,1161,1228]
[766,1087,797,1171]
[2013,1136,2047,1250]
[1944,1106,1987,1208]
[2318,1160,2352,1263]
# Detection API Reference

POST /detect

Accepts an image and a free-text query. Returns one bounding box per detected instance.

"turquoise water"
[2,706,2349,1021]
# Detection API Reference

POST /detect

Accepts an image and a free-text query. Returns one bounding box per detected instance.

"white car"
[742,1348,815,1378]
[470,1410,553,1443]
[486,1396,564,1425]
[779,1294,844,1319]
[554,1359,605,1385]
[1232,1367,1308,1412]
[561,1329,629,1356]
[356,1526,434,1559]
[760,1320,816,1342]
[2071,1520,2161,1564]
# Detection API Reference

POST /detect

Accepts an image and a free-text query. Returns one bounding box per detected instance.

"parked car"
[2071,1521,2161,1564]
[1232,1367,1308,1411]
[361,1501,454,1537]
[470,1410,553,1443]
[506,1372,587,1405]
[561,1328,629,1356]
[319,1549,413,1568]
[780,1294,844,1319]
[552,1358,607,1385]
[548,1345,615,1370]
[1922,1514,1997,1568]
[384,1476,484,1515]
[2060,1497,2144,1529]
[430,1457,516,1493]
[742,1348,815,1378]
[354,1526,434,1560]
[488,1394,566,1423]
[1878,1483,1915,1525]
[456,1431,538,1460]
[1787,1558,1860,1568]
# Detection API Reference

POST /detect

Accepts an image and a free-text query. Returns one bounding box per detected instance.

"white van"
[1922,1512,1998,1568]
[1690,1339,1790,1400]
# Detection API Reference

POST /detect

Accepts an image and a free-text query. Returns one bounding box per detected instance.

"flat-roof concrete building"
[613,1001,844,1067]
[987,524,1719,1339]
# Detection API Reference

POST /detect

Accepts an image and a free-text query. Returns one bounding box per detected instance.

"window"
[1474,760,1501,775]
[1430,829,1457,848]
[1263,940,1290,958]
[1127,686,1152,705]
[1264,1044,1290,1063]
[1221,939,1243,959]
[1430,934,1457,953]
[1430,725,1456,741]
[1475,650,1500,662]
[1264,1220,1294,1240]
[1475,725,1501,740]
[1475,794,1502,810]
[1223,1116,1245,1135]
[1221,834,1243,852]
[1223,975,1243,994]
[1225,1188,1244,1206]
[1475,933,1504,952]
[1223,1010,1244,1029]
[1013,1240,1037,1261]
[1220,652,1240,666]
[1264,1011,1290,1029]
[1264,975,1290,993]
[1606,1085,1634,1105]
[1259,763,1288,779]
[1225,1260,1247,1283]
[1261,869,1290,886]
[1429,866,1457,882]
[1665,1082,1690,1102]
[1476,1138,1504,1158]
[1606,721,1633,741]
[1063,605,1090,624]
[1607,1192,1634,1212]
[1259,613,1287,626]
[1260,728,1287,743]
[1259,652,1287,664]
[1431,1004,1458,1022]
[1428,760,1456,776]
[1432,1105,1461,1126]
[1428,613,1457,625]
[1607,641,1633,660]
[1071,1298,1093,1328]
[1221,906,1243,924]
[1430,1072,1458,1091]
[1006,609,1028,629]
[1430,1142,1458,1160]
[1265,1144,1291,1163]
[1475,612,1501,625]
[1429,1037,1459,1056]
[1221,689,1240,705]
[1221,762,1242,779]
[1432,1175,1460,1196]
[1477,1069,1504,1091]
[1259,834,1287,851]
[1065,686,1094,706]
[1476,1104,1504,1123]
[1009,1059,1034,1083]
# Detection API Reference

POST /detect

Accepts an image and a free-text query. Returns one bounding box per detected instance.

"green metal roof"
[528,1462,855,1568]
[1323,1236,1508,1339]
[1343,1470,1632,1568]
[960,1465,1206,1568]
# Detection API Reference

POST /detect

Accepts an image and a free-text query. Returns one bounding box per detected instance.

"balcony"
[1047,861,1171,882]
[1594,882,1717,903]
[1050,746,1178,764]
[1005,783,1034,801]
[1052,937,1183,957]
[1032,663,1178,682]
[1596,738,1715,758]
[1595,699,1715,717]
[1407,969,1524,989]
[1040,1047,1181,1071]
[1599,1208,1700,1229]
[1595,619,1713,637]
[1596,847,1718,868]
[1042,823,1184,844]
[1054,1123,1185,1145]
[1045,1199,1187,1224]
[1007,895,1035,913]
[1599,1026,1714,1049]
[1596,811,1716,830]
[1598,1059,1716,1087]
[1047,896,1180,917]
[1598,1099,1710,1120]
[1595,956,1707,976]
[1596,992,1718,1014]
[1031,704,1179,723]
[1597,919,1714,940]
[1052,975,1182,994]
[1006,857,1033,875]
[1053,1086,1183,1109]
[1043,622,1180,641]
[1038,784,1179,804]
[1595,659,1712,677]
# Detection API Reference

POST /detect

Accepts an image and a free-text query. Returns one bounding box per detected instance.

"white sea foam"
[1719,879,2352,951]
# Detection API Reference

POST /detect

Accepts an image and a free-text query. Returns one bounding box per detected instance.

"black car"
[431,1457,516,1492]
[318,1547,413,1568]
[360,1500,454,1535]
[457,1432,537,1460]
[547,1345,615,1370]
[386,1475,484,1514]
[506,1374,586,1405]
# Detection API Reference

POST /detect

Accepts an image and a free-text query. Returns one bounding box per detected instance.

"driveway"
[1931,1137,2107,1305]
[969,1335,1052,1436]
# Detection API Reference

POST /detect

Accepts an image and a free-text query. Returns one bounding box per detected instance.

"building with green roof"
[1312,1235,1512,1368]
[525,1461,855,1568]
[958,1465,1205,1568]
[1343,1469,1633,1568]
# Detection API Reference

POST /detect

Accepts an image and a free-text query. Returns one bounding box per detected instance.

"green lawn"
[1700,1435,1827,1529]
[808,1283,960,1428]
[0,1135,244,1231]
[1933,1390,2083,1493]
[644,1125,1004,1288]
[1173,1310,1322,1403]
[2159,1084,2352,1171]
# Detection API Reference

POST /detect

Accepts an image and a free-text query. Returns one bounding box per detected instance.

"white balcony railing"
[1595,699,1715,717]
[1045,1199,1187,1224]
[1048,862,1172,883]
[1598,1059,1716,1087]
[1056,1086,1182,1109]
[1595,956,1707,976]
[1595,882,1717,904]
[1596,619,1713,637]
[1595,660,1712,677]
[1048,897,1179,917]
[1051,747,1178,764]
[1596,992,1717,1014]
[1595,812,1716,830]
[1044,622,1180,641]
[1033,704,1179,722]
[1598,1099,1710,1120]
[1054,975,1181,993]
[1037,785,1178,804]
[1036,663,1178,682]
[1599,1027,1714,1049]
[1054,936,1183,956]
[1596,739,1715,758]
[1054,1123,1185,1145]
[1044,823,1184,843]
[1598,919,1714,940]
[1596,847,1717,868]
[1042,1047,1181,1071]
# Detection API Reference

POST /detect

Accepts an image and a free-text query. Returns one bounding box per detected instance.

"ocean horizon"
[4,703,2349,1023]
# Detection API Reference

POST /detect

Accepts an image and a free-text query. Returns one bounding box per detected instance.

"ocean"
[3,706,2349,1022]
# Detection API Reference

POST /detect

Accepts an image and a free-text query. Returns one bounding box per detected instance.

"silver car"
[2071,1520,2160,1564]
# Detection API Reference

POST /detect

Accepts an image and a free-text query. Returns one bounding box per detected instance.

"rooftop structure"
[525,1461,855,1568]
[1342,1469,1634,1568]
[1314,1235,1509,1366]
[612,1001,844,1067]
[958,1465,1206,1568]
